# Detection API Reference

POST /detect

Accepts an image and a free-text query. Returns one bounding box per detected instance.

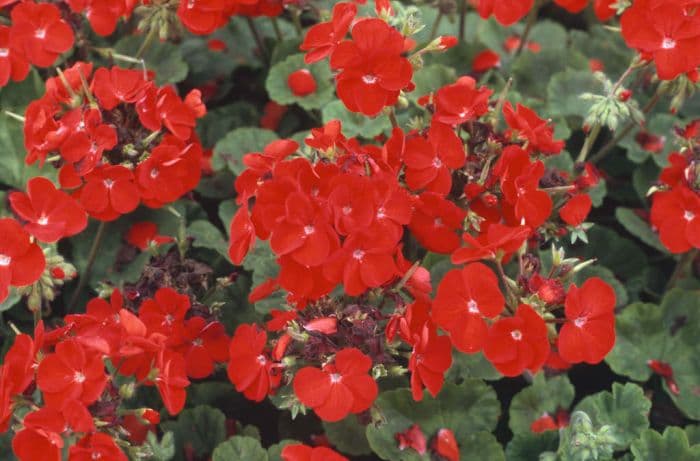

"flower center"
[433,217,443,227]
[73,371,86,383]
[150,168,159,179]
[34,29,46,40]
[303,225,315,235]
[0,48,8,58]
[511,329,523,341]
[257,354,267,365]
[352,249,365,260]
[342,206,352,215]
[0,254,11,267]
[432,157,443,168]
[684,210,695,221]
[164,314,174,325]
[661,37,676,50]
[37,215,49,226]
[362,74,378,84]
[192,338,203,347]
[376,207,386,219]
[574,316,587,328]
[329,373,342,383]
[467,299,479,314]
[92,453,102,460]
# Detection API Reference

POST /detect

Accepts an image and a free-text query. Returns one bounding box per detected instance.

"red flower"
[323,232,398,296]
[293,348,378,422]
[65,0,127,36]
[478,0,534,26]
[139,287,191,336]
[228,204,257,265]
[126,221,174,250]
[558,277,616,364]
[503,102,564,155]
[59,109,119,175]
[395,424,427,455]
[432,428,460,461]
[172,317,229,379]
[91,66,149,110]
[409,325,452,401]
[433,76,492,125]
[0,218,46,303]
[560,194,592,227]
[404,122,465,195]
[300,2,357,64]
[650,186,700,253]
[227,324,281,402]
[68,433,128,461]
[12,408,65,461]
[432,262,505,353]
[472,49,501,72]
[78,165,140,221]
[10,2,74,67]
[330,18,413,116]
[409,192,466,254]
[281,444,349,461]
[176,0,230,35]
[36,339,108,409]
[483,304,550,377]
[452,224,530,264]
[288,69,317,96]
[621,0,700,80]
[554,0,587,13]
[10,177,87,243]
[0,25,29,87]
[155,349,190,415]
[593,0,616,21]
[269,191,339,267]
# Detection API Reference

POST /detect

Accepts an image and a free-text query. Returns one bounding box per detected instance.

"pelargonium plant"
[0,0,699,460]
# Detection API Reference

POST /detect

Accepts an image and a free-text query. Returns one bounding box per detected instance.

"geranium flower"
[0,218,46,303]
[433,76,492,125]
[227,324,281,402]
[139,287,191,336]
[10,2,74,67]
[281,444,349,461]
[650,186,700,253]
[293,348,378,422]
[300,2,357,64]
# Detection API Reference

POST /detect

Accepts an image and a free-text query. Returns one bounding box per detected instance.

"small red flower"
[172,317,229,379]
[0,25,29,87]
[478,0,534,26]
[227,324,281,402]
[483,304,550,377]
[409,325,452,401]
[288,69,317,96]
[281,444,349,461]
[558,277,616,364]
[139,287,191,336]
[560,194,592,227]
[68,433,128,461]
[432,428,460,461]
[300,2,357,64]
[155,349,190,415]
[330,18,413,115]
[12,408,64,461]
[10,2,75,67]
[452,224,530,264]
[409,192,466,254]
[36,339,108,410]
[433,76,492,126]
[404,122,465,195]
[0,218,46,303]
[432,262,505,353]
[293,348,378,422]
[395,424,427,455]
[126,221,174,251]
[10,176,87,243]
[472,49,501,72]
[503,102,564,155]
[78,165,140,221]
[650,186,700,253]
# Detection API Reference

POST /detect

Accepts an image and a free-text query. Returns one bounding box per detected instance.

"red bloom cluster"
[650,150,700,253]
[621,0,700,80]
[476,0,616,26]
[24,62,204,220]
[1,286,229,460]
[178,0,283,35]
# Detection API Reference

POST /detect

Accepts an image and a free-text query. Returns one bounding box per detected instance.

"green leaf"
[410,64,457,103]
[267,439,299,461]
[242,240,285,314]
[509,374,575,434]
[115,36,188,85]
[568,26,634,77]
[321,100,391,139]
[574,383,651,450]
[366,380,500,460]
[615,208,667,253]
[547,70,605,122]
[161,405,226,460]
[458,431,505,461]
[631,427,700,461]
[213,127,279,175]
[266,53,334,110]
[323,416,372,456]
[197,102,260,149]
[512,48,587,96]
[505,432,560,461]
[529,21,568,51]
[446,351,501,381]
[146,431,176,461]
[685,425,700,446]
[0,290,21,313]
[188,220,230,260]
[0,116,53,189]
[619,114,680,166]
[570,226,648,280]
[212,436,268,461]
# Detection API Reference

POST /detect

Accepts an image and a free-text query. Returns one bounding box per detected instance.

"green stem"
[270,17,284,42]
[458,0,467,42]
[666,249,698,291]
[429,10,443,41]
[514,0,540,57]
[68,221,107,311]
[135,26,157,60]
[246,17,269,63]
[576,123,602,163]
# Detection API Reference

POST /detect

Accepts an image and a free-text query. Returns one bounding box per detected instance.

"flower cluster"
[1,286,229,460]
[177,0,283,35]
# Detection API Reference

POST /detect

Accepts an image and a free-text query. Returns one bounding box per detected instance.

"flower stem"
[429,10,443,41]
[514,0,540,57]
[68,221,107,312]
